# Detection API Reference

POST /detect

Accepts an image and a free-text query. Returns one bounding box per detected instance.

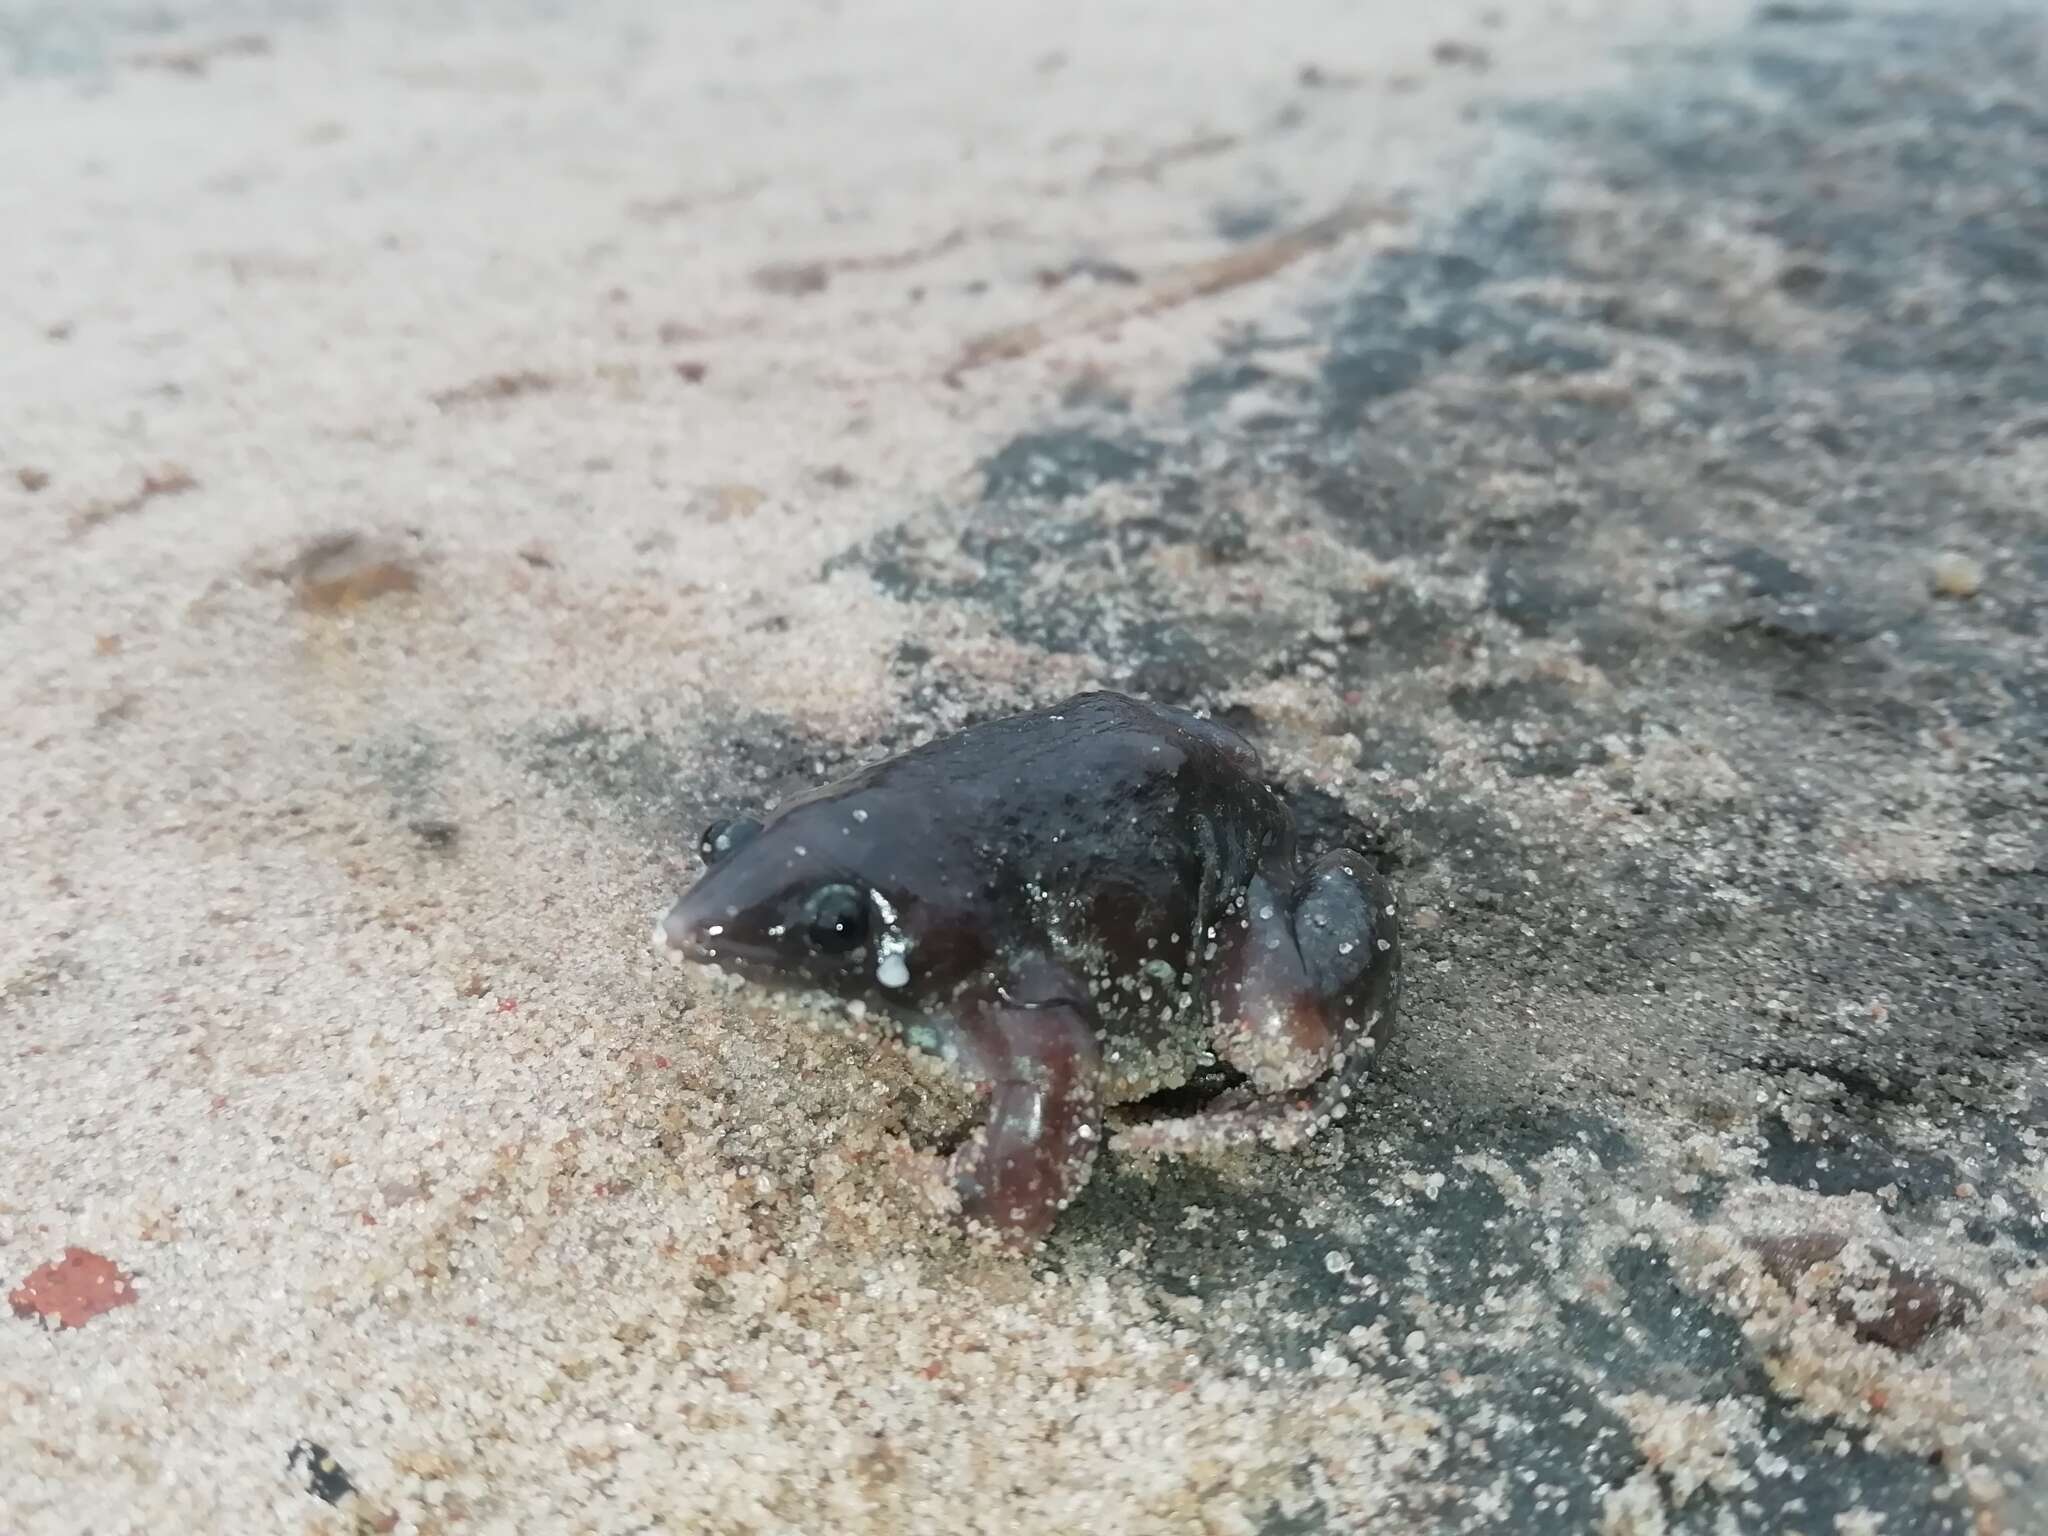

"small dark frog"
[655,691,1399,1244]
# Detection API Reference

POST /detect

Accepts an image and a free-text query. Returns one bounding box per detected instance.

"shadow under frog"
[655,691,1401,1245]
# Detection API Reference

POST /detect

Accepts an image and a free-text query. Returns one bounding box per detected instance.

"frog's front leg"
[944,963,1105,1245]
[1119,851,1398,1155]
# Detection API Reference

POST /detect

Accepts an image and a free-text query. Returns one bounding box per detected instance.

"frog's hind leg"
[1116,851,1398,1156]
[1293,850,1399,1061]
[943,992,1105,1247]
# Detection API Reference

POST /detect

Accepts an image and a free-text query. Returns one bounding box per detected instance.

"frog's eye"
[700,817,762,865]
[803,884,869,954]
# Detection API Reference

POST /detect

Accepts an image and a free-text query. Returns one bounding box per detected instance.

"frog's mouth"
[651,905,925,1038]
[653,896,827,984]
[653,897,751,969]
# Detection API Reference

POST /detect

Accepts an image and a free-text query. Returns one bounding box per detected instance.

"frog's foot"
[945,996,1104,1247]
[1114,1075,1352,1156]
[1209,864,1348,1093]
[887,1137,965,1219]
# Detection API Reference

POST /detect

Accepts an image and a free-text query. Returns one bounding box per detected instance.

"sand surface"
[5,1,2046,1532]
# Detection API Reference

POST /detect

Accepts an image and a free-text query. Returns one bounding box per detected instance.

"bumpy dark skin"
[655,691,1399,1245]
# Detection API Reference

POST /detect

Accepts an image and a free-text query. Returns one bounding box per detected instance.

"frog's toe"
[887,1138,960,1212]
[1212,870,1339,1092]
[1114,1074,1354,1157]
[1217,994,1337,1092]
[949,1113,1102,1246]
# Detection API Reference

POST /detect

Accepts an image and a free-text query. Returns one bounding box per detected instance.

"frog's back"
[857,692,1286,949]
[864,691,1266,838]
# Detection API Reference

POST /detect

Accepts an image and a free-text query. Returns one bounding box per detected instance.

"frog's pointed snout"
[652,896,715,963]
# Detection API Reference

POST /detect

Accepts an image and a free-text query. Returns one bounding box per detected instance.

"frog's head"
[653,794,991,1017]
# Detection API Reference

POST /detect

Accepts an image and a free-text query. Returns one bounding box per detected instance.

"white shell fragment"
[871,888,911,988]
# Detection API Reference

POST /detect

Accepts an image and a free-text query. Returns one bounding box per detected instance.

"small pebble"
[408,818,459,849]
[1931,551,1983,599]
[284,532,420,611]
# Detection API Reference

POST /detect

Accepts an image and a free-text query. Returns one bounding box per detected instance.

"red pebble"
[10,1248,138,1329]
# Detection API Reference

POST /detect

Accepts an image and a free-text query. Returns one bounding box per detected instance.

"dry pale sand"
[5,1,2047,1533]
